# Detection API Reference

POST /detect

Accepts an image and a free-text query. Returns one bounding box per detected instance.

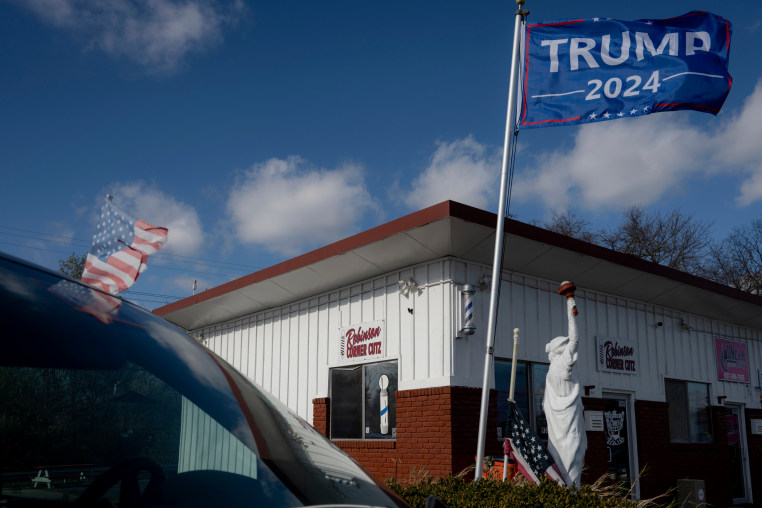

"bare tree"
[704,219,762,294]
[544,208,598,244]
[599,206,713,274]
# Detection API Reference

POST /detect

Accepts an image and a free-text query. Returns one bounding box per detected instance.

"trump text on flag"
[520,11,732,128]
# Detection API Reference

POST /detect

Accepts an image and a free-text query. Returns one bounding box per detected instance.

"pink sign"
[715,338,750,383]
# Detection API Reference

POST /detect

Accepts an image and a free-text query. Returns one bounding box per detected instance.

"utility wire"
[0,239,240,281]
[0,225,261,272]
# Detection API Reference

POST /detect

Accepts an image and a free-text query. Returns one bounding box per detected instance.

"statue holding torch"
[543,281,587,486]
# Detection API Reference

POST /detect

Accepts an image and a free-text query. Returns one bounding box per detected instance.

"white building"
[156,201,762,505]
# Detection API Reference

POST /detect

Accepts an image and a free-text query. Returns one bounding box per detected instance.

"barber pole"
[379,375,390,435]
[462,284,476,335]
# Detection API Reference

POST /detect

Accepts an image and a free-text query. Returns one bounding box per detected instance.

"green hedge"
[387,476,643,508]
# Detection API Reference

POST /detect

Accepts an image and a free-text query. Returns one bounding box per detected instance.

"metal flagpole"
[474,0,527,481]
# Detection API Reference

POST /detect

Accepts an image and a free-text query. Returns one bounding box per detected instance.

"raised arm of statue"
[566,297,578,357]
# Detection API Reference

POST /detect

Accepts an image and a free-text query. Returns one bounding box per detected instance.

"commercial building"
[155,201,762,505]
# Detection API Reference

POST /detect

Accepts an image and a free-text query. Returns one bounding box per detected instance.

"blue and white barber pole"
[379,375,389,434]
[462,284,476,335]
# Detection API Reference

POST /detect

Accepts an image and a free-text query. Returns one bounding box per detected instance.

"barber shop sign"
[596,336,637,374]
[337,320,385,365]
[715,337,750,383]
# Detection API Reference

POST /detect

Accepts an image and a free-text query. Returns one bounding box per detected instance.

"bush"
[387,475,644,508]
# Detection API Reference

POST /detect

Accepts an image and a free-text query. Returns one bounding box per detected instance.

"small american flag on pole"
[81,197,168,295]
[505,400,566,486]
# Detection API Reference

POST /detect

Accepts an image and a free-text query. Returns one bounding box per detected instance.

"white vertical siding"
[194,259,457,423]
[192,256,762,426]
[451,259,762,404]
[178,397,258,478]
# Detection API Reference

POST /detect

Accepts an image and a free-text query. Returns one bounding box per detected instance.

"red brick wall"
[314,391,757,501]
[332,440,399,480]
[634,400,732,506]
[312,386,501,482]
[312,397,329,436]
[746,408,762,504]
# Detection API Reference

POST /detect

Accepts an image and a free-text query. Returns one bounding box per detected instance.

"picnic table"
[31,464,95,488]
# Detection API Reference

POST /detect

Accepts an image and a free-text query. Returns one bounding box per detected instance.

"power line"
[0,225,90,245]
[0,225,262,273]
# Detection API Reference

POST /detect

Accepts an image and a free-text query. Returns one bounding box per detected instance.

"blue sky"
[2,0,762,309]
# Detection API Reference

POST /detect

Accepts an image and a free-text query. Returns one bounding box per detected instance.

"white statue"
[543,281,586,486]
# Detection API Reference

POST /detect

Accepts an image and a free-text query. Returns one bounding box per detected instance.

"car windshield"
[0,255,402,507]
[1,362,299,506]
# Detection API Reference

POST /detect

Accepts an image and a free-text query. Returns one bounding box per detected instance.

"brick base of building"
[314,391,754,505]
[313,386,502,481]
[634,400,734,506]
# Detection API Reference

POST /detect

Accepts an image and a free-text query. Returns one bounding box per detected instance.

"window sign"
[715,338,750,383]
[596,336,637,374]
[337,320,385,365]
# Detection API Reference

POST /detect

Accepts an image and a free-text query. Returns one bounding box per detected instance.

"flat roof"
[155,201,762,331]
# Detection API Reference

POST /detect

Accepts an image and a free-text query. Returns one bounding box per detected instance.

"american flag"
[505,400,566,486]
[81,198,168,295]
[48,279,122,324]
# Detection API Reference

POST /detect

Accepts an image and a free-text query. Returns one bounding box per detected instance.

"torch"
[558,280,578,316]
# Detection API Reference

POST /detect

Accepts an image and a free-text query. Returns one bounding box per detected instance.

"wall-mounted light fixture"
[398,277,418,297]
[477,275,491,290]
[717,395,727,405]
[584,385,596,396]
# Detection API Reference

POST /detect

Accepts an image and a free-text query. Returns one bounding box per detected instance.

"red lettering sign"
[339,321,385,364]
[596,336,637,375]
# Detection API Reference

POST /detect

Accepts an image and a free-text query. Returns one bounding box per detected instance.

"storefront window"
[330,360,397,439]
[665,379,713,443]
[495,360,548,441]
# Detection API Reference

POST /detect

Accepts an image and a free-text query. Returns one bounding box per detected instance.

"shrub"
[387,475,646,508]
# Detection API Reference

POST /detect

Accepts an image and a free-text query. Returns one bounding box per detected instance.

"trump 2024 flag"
[520,11,732,128]
[81,198,168,295]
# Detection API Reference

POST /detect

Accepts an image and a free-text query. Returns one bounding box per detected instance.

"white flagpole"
[474,0,527,481]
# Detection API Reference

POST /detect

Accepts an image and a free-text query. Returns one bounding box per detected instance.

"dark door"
[603,396,631,484]
[726,404,748,503]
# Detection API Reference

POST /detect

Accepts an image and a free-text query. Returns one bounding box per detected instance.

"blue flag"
[520,11,732,129]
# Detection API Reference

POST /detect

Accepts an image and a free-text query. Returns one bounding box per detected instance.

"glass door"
[602,392,637,496]
[725,404,750,504]
[603,396,629,482]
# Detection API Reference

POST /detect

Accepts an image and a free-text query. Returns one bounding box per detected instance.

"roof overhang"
[155,201,762,331]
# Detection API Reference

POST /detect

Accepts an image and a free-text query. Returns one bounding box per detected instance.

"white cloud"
[14,0,245,73]
[404,136,500,210]
[713,81,762,205]
[106,182,204,255]
[515,116,705,210]
[227,157,378,255]
[513,79,762,210]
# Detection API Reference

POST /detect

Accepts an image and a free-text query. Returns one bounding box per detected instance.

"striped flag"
[81,197,168,295]
[48,279,122,324]
[505,400,566,486]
